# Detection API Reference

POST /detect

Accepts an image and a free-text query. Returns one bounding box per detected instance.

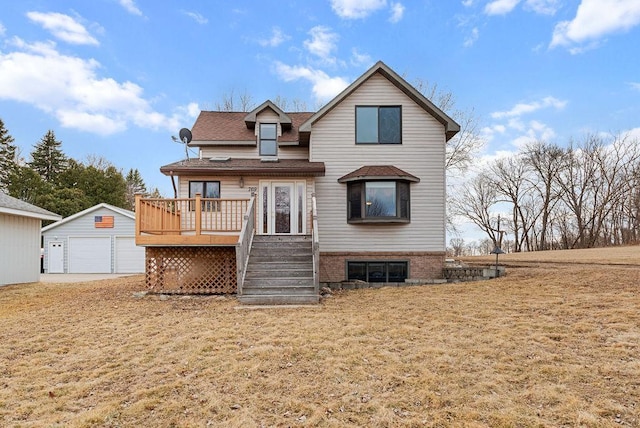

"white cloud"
[0,37,188,135]
[484,0,520,15]
[491,96,567,119]
[624,127,640,141]
[119,0,143,16]
[330,0,387,19]
[462,0,475,7]
[510,120,556,148]
[182,11,208,25]
[304,26,339,63]
[350,48,372,66]
[258,27,289,47]
[629,82,640,91]
[26,11,98,46]
[464,27,479,47]
[550,0,640,51]
[273,61,349,101]
[524,0,559,15]
[389,2,405,23]
[0,22,6,37]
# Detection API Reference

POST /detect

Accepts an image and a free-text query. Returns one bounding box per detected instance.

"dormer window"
[259,123,277,156]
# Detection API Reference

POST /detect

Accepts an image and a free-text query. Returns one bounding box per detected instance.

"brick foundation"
[319,251,445,283]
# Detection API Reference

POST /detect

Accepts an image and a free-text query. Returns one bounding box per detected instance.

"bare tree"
[489,154,538,251]
[451,172,500,246]
[523,141,565,250]
[413,78,484,174]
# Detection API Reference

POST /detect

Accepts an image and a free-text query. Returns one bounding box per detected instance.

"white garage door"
[115,237,145,273]
[68,237,112,273]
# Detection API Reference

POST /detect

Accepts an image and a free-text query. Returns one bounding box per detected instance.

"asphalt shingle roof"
[191,111,314,143]
[0,191,61,220]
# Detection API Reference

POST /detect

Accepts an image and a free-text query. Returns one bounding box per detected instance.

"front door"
[48,241,64,273]
[259,180,306,235]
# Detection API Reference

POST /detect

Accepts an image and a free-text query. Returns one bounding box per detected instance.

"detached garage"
[0,191,61,286]
[42,203,145,274]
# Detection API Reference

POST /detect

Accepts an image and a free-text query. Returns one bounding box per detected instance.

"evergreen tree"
[125,168,147,210]
[7,165,51,205]
[28,130,68,184]
[0,118,18,192]
[59,160,127,209]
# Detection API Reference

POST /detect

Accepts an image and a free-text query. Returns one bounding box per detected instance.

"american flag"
[94,215,114,228]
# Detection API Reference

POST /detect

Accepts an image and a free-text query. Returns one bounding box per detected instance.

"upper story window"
[347,180,410,223]
[259,123,277,156]
[356,106,402,144]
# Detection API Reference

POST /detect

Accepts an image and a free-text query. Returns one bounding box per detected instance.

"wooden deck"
[135,194,250,246]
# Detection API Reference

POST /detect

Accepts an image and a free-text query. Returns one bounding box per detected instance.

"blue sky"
[1,0,639,209]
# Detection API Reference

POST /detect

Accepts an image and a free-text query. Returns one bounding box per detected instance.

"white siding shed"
[0,192,61,286]
[41,203,145,274]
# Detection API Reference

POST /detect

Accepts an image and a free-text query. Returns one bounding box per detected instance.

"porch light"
[490,246,505,278]
[239,177,244,188]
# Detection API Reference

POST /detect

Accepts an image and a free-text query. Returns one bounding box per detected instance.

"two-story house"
[135,61,459,304]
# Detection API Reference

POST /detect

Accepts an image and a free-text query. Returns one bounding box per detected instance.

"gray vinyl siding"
[311,73,446,252]
[42,207,137,274]
[0,213,42,285]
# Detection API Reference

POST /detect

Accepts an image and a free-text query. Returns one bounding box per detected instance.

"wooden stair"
[239,235,319,305]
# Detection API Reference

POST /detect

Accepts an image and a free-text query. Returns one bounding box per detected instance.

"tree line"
[452,133,640,253]
[0,118,159,218]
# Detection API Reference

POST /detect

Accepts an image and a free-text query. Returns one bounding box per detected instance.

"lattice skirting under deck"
[145,247,237,294]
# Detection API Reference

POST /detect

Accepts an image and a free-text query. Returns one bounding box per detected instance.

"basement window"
[347,261,408,283]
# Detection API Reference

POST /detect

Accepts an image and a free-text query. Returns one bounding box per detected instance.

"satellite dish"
[172,128,192,160]
[179,128,192,144]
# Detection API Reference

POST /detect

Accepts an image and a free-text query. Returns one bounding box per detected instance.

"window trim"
[259,123,278,156]
[346,180,410,223]
[346,260,409,283]
[355,105,402,145]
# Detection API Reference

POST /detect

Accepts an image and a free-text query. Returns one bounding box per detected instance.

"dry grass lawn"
[1,247,639,427]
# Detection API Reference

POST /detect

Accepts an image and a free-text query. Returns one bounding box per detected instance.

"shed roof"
[160,158,325,177]
[0,191,61,221]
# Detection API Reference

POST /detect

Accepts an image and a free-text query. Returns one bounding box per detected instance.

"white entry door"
[48,241,64,273]
[258,180,306,235]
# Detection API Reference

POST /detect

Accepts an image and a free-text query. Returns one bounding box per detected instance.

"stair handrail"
[311,194,320,295]
[235,195,256,295]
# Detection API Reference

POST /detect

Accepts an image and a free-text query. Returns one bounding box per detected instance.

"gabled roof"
[42,203,135,232]
[338,165,420,183]
[0,191,61,221]
[244,100,291,130]
[190,111,314,145]
[300,60,460,142]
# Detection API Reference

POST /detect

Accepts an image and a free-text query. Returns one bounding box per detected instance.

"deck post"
[195,193,202,236]
[134,194,141,237]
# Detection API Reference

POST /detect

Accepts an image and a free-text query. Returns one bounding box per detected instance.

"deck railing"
[135,194,250,236]
[235,196,256,296]
[311,194,320,295]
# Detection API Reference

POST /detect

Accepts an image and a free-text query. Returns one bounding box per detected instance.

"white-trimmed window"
[259,123,277,156]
